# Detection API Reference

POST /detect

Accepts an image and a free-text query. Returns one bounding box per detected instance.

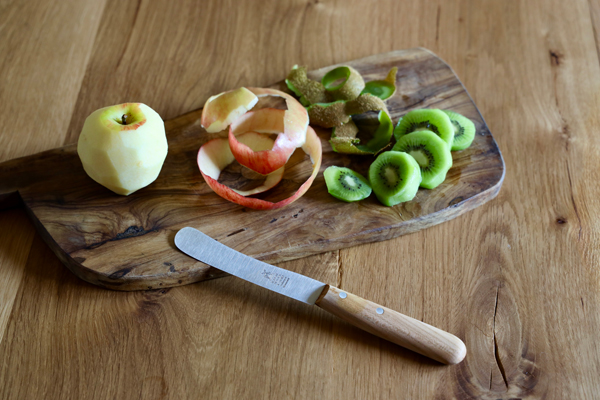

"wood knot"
[556,218,566,224]
[449,196,464,207]
[108,266,133,279]
[116,225,152,240]
[549,50,563,66]
[164,262,176,272]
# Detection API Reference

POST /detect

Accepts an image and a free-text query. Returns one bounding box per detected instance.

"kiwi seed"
[393,109,454,146]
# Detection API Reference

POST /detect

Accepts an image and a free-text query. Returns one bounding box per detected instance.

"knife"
[175,227,466,365]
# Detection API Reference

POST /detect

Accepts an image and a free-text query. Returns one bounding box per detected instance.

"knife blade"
[175,227,466,365]
[175,226,326,304]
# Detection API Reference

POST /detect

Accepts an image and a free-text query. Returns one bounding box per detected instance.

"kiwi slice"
[362,67,398,100]
[324,166,372,202]
[442,110,476,151]
[369,151,421,207]
[392,130,452,189]
[322,66,365,101]
[393,109,454,146]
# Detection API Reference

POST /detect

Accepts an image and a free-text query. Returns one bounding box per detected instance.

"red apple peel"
[228,87,309,175]
[198,132,284,197]
[198,127,322,210]
[227,108,288,176]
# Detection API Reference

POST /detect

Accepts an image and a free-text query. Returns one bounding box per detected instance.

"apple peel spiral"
[198,87,322,210]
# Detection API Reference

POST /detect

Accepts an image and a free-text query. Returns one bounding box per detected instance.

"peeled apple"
[77,103,168,195]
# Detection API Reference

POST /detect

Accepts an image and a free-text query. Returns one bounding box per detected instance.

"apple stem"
[121,114,128,125]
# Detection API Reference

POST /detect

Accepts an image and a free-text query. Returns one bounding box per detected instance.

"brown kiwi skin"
[307,94,389,128]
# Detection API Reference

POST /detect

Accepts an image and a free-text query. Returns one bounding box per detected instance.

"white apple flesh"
[77,103,168,195]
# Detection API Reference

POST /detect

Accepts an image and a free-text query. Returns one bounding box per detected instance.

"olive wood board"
[0,48,505,291]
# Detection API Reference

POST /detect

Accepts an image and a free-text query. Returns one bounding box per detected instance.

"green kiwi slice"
[285,65,331,106]
[442,110,476,151]
[393,109,454,146]
[362,67,398,100]
[369,151,421,206]
[392,130,452,189]
[324,166,372,202]
[322,66,365,101]
[330,110,393,155]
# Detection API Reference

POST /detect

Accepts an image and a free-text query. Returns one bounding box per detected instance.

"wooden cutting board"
[0,48,504,291]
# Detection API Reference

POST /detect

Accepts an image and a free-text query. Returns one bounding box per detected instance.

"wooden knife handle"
[315,285,466,365]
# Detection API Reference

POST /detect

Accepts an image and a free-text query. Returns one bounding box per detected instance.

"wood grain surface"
[0,49,504,291]
[1,0,600,399]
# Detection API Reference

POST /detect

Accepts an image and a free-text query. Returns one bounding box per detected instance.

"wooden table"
[1,0,599,398]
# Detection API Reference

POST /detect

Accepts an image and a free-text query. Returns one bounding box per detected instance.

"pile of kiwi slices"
[285,64,477,207]
[323,108,476,206]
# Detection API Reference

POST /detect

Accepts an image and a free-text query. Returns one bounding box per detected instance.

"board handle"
[315,285,466,364]
[0,144,80,211]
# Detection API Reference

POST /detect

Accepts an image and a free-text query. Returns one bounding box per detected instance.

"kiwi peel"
[322,66,365,101]
[369,151,422,206]
[362,67,398,100]
[330,121,371,155]
[331,119,360,138]
[307,94,389,128]
[324,166,372,202]
[330,110,393,155]
[285,65,331,106]
[392,130,452,189]
[306,100,350,128]
[393,109,454,146]
[442,110,476,151]
[357,110,393,153]
[346,93,389,116]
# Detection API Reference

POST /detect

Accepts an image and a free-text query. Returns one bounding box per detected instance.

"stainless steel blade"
[174,227,327,304]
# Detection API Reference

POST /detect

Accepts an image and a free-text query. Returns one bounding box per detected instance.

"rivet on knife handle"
[315,285,467,365]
